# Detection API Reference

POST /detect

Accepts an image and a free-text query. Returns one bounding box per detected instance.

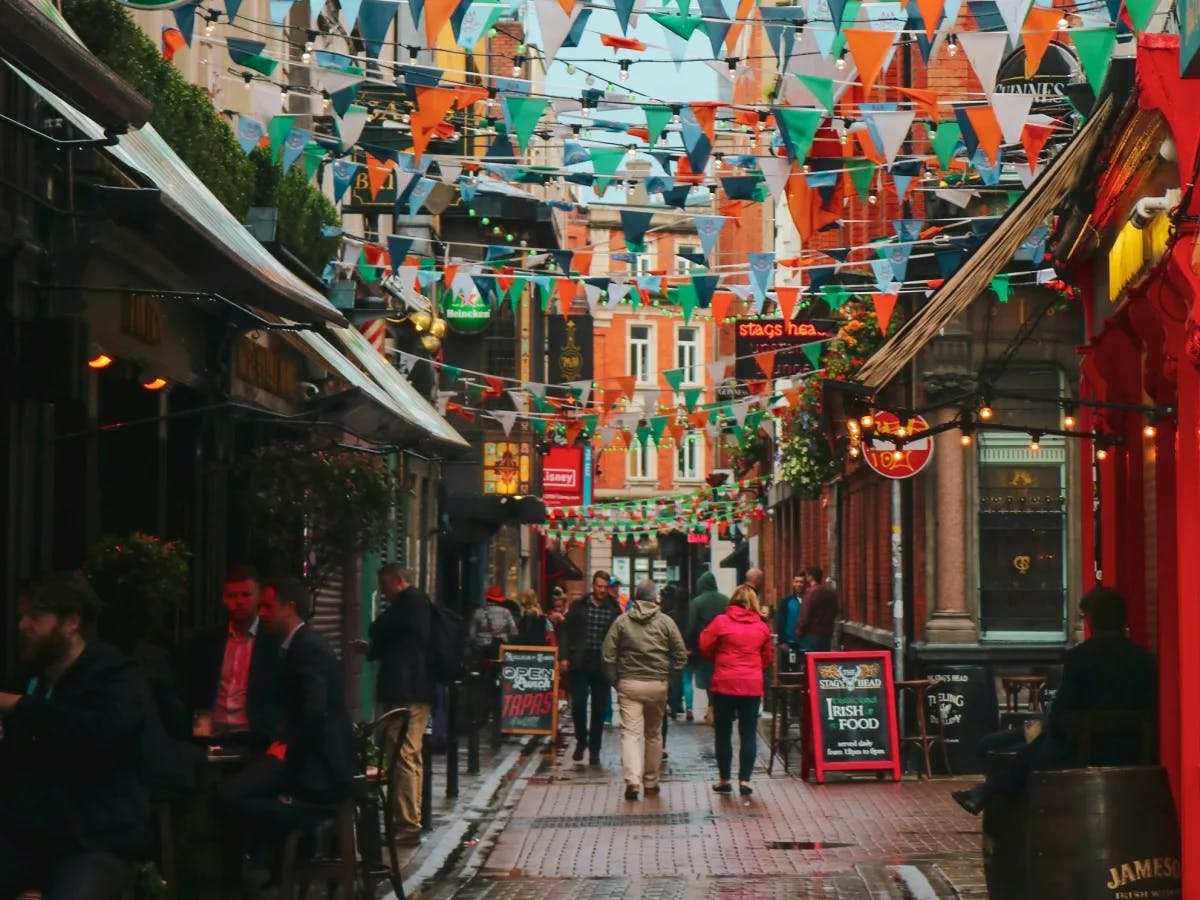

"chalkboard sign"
[922,666,999,775]
[499,645,560,736]
[806,651,901,782]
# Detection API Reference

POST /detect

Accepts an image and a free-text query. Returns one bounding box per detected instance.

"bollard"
[467,671,481,774]
[446,681,460,798]
[421,723,434,831]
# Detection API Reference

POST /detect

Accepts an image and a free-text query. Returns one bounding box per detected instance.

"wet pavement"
[406,696,989,899]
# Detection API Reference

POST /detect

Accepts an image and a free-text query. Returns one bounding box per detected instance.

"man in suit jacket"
[219,577,357,866]
[182,566,280,748]
[953,587,1157,814]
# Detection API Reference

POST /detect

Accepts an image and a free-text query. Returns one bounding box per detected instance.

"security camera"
[299,381,321,400]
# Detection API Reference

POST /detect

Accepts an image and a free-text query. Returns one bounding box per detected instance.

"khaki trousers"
[385,701,432,831]
[616,679,668,789]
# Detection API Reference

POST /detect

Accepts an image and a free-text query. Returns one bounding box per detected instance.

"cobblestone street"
[416,704,988,899]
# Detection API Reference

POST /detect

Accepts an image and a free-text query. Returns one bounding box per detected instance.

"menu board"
[806,651,901,782]
[499,645,560,736]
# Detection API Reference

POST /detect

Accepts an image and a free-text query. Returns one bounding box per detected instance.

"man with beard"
[0,575,149,900]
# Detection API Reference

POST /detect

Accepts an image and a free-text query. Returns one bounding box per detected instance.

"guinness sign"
[995,41,1084,109]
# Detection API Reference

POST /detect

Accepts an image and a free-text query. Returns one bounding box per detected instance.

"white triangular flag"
[438,160,463,185]
[524,381,547,398]
[251,83,282,119]
[989,92,1033,144]
[707,358,731,383]
[958,31,1009,94]
[336,107,370,149]
[567,381,592,405]
[436,390,456,414]
[994,0,1033,44]
[731,400,750,427]
[583,282,603,314]
[607,280,631,307]
[534,0,581,66]
[492,409,518,435]
[507,389,527,409]
[864,109,914,166]
[758,155,792,200]
[1018,166,1036,188]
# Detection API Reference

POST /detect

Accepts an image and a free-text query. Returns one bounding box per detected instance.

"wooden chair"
[364,707,413,898]
[895,679,952,778]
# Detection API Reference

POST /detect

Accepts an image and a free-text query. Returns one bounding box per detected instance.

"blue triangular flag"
[331,159,356,203]
[388,235,414,268]
[282,128,311,171]
[236,116,265,155]
[358,0,397,58]
[748,252,774,305]
[173,4,198,45]
[694,215,725,262]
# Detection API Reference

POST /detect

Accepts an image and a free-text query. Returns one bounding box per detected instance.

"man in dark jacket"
[181,565,280,748]
[953,587,1157,814]
[796,566,838,652]
[559,570,622,764]
[774,573,808,672]
[686,571,729,721]
[220,577,357,861]
[351,565,432,844]
[0,574,148,900]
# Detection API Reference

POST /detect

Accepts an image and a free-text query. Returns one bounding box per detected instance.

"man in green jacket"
[686,571,729,723]
[602,580,687,801]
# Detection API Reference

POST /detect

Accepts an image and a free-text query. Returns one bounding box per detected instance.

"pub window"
[627,436,657,481]
[630,324,654,386]
[676,326,701,386]
[675,433,704,482]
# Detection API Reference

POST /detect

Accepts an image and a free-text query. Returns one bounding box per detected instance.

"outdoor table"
[174,743,251,900]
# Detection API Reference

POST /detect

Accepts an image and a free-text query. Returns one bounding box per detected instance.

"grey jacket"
[601,600,688,685]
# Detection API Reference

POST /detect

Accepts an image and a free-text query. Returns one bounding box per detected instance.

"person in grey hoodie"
[602,580,688,801]
[686,571,729,722]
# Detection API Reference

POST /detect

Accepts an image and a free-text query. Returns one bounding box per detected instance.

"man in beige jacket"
[601,579,688,801]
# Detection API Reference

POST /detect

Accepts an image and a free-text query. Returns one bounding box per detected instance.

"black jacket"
[278,624,357,803]
[559,596,622,670]
[1044,632,1157,766]
[368,586,433,705]
[0,642,149,853]
[181,621,281,744]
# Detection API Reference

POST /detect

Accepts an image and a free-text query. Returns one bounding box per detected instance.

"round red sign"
[863,411,934,480]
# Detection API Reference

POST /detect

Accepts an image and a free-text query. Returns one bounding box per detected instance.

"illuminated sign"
[542,445,584,507]
[863,411,934,480]
[484,441,531,495]
[733,317,836,380]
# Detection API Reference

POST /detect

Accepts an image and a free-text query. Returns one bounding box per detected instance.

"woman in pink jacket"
[699,584,774,796]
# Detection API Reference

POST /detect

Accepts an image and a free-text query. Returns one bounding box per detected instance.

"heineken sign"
[443,289,492,334]
[118,0,194,8]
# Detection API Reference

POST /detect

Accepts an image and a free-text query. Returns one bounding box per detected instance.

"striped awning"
[854,96,1115,393]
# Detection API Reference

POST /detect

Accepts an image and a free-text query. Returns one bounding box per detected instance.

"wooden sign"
[499,645,560,736]
[806,650,901,782]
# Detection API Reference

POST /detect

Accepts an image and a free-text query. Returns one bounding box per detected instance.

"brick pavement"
[440,714,986,897]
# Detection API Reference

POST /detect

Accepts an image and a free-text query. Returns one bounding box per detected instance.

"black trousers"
[570,666,609,755]
[218,757,330,863]
[712,693,761,782]
[0,836,133,900]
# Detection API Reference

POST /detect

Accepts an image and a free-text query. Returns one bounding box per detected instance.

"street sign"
[806,650,901,783]
[863,411,934,480]
[499,645,560,736]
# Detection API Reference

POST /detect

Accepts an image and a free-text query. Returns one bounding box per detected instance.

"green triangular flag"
[664,368,685,392]
[831,0,863,54]
[821,283,852,311]
[582,414,599,435]
[636,425,654,446]
[643,105,673,146]
[795,74,836,115]
[649,13,705,38]
[1071,28,1117,95]
[773,107,824,164]
[1124,0,1155,31]
[683,387,703,411]
[649,416,668,443]
[267,115,296,164]
[676,280,698,324]
[303,143,325,182]
[802,342,823,369]
[745,410,765,433]
[530,417,548,437]
[504,96,548,154]
[507,276,526,314]
[991,273,1011,304]
[357,249,379,283]
[466,381,488,402]
[242,54,279,76]
[845,157,877,202]
[931,122,962,171]
[589,147,627,192]
[441,364,462,383]
[532,394,555,413]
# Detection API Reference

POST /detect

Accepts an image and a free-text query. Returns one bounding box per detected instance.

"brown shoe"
[394,828,423,846]
[644,785,661,797]
[624,784,640,801]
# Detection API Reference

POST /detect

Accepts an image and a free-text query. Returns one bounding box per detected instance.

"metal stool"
[895,679,953,778]
[767,672,808,776]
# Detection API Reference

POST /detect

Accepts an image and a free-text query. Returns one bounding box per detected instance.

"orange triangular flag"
[785,163,841,242]
[855,129,886,165]
[914,0,944,40]
[845,29,897,97]
[898,86,940,122]
[555,278,576,316]
[424,0,458,48]
[365,153,393,199]
[689,410,710,428]
[711,289,735,325]
[1022,7,1061,77]
[871,292,899,335]
[775,285,800,322]
[442,263,457,287]
[966,105,1002,166]
[557,0,576,14]
[613,376,635,402]
[667,422,687,446]
[454,85,490,109]
[725,0,756,63]
[690,102,719,144]
[754,351,777,380]
[415,86,458,128]
[564,420,584,444]
[1021,122,1055,174]
[573,249,593,275]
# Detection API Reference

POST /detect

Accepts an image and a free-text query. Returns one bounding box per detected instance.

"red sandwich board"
[805,650,901,783]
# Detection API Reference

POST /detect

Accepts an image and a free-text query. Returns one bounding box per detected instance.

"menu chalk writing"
[806,651,901,782]
[499,645,560,736]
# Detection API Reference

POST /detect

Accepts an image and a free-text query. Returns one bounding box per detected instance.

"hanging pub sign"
[863,411,934,480]
[499,645,560,736]
[733,318,837,380]
[806,650,901,783]
[542,445,585,507]
[995,41,1084,110]
[443,287,493,334]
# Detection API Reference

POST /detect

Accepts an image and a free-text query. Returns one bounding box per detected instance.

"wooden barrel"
[985,763,1180,900]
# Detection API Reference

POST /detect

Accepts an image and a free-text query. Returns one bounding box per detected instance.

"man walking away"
[560,570,622,764]
[350,565,432,846]
[796,567,838,652]
[0,575,149,900]
[774,573,807,674]
[686,571,729,724]
[602,580,688,800]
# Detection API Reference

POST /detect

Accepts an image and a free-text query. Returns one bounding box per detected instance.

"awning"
[853,96,1115,392]
[10,65,347,327]
[328,325,469,452]
[0,0,150,131]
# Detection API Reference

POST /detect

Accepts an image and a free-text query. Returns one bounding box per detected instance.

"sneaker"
[589,753,601,766]
[644,785,661,797]
[685,709,694,721]
[572,744,585,762]
[738,782,753,796]
[624,784,639,801]
[712,781,733,794]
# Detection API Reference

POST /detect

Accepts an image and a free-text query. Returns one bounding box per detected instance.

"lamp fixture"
[1096,446,1109,461]
[618,59,632,81]
[1029,432,1042,452]
[87,351,113,370]
[512,54,525,77]
[960,432,973,447]
[142,376,168,391]
[1143,424,1157,438]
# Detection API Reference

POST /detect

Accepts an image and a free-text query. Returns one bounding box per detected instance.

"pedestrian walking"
[560,570,622,765]
[686,571,728,723]
[515,588,556,646]
[796,567,838,652]
[700,584,773,796]
[601,579,688,801]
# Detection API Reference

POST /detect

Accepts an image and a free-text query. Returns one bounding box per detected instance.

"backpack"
[427,600,469,683]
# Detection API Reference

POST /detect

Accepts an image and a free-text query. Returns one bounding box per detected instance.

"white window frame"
[635,250,656,276]
[627,436,658,482]
[676,325,702,387]
[674,432,704,482]
[675,244,700,275]
[629,323,655,387]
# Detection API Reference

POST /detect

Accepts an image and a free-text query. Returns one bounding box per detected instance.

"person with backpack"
[349,565,434,846]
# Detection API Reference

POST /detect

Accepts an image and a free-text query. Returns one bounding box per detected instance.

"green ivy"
[62,0,339,274]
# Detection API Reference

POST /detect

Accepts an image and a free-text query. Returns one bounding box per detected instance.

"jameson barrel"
[983,763,1181,900]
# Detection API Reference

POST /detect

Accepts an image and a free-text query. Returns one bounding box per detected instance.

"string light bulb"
[1028,433,1042,452]
[512,54,525,77]
[848,445,861,458]
[87,352,113,370]
[142,377,168,391]
[836,49,847,70]
[726,56,739,73]
[895,425,907,439]
[860,413,874,429]
[978,403,993,420]
[409,45,419,62]
[947,34,958,56]
[1096,446,1109,461]
[1063,412,1076,429]
[619,59,632,81]
[1057,15,1069,28]
[1144,424,1157,438]
[205,16,215,36]
[960,432,973,447]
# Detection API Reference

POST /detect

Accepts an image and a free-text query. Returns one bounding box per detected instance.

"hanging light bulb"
[585,74,596,86]
[860,413,874,429]
[409,45,420,62]
[978,403,993,420]
[835,49,847,70]
[726,56,739,73]
[895,425,907,439]
[960,432,973,447]
[867,192,878,204]
[512,54,525,78]
[205,15,216,36]
[1029,432,1042,452]
[619,59,631,81]
[1144,424,1157,438]
[301,29,315,63]
[1057,15,1069,29]
[947,34,958,56]
[848,445,861,458]
[566,63,576,74]
[1096,446,1109,461]
[280,85,290,103]
[1063,412,1076,429]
